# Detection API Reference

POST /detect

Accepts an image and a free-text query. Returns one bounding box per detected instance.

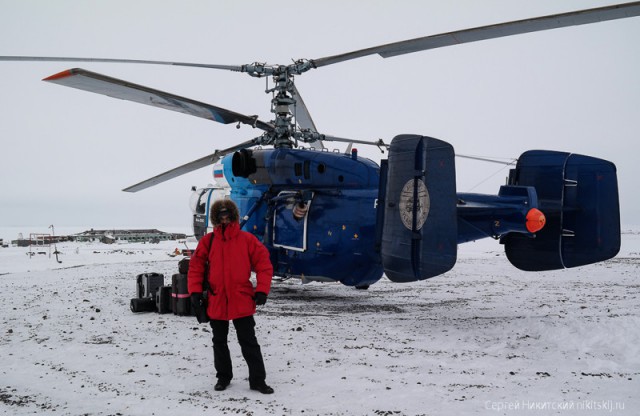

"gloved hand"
[254,292,267,306]
[190,292,204,311]
[191,292,209,323]
[191,292,202,308]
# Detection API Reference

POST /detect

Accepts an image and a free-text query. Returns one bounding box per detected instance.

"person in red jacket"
[188,199,274,394]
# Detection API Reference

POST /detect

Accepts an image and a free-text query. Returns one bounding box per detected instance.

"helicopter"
[2,2,636,288]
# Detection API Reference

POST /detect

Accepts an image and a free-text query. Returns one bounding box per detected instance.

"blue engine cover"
[380,135,458,282]
[502,150,620,271]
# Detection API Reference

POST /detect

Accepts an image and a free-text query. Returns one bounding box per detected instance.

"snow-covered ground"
[1,230,638,415]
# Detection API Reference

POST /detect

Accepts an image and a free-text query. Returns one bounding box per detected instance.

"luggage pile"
[129,258,195,316]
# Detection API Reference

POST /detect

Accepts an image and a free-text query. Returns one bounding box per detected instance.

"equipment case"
[156,285,173,314]
[136,273,164,298]
[171,273,191,316]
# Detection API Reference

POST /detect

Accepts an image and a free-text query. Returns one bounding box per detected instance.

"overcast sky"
[1,0,639,234]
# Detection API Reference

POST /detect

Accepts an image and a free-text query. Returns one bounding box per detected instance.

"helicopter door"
[273,191,313,252]
[380,135,458,282]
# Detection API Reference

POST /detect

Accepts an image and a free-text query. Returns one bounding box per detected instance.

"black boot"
[215,379,230,391]
[250,382,274,394]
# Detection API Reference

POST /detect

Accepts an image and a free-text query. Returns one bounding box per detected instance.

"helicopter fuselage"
[190,142,551,287]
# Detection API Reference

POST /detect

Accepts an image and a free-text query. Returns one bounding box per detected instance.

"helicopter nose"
[525,208,546,233]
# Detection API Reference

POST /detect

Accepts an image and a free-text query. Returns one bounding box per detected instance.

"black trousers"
[210,315,266,384]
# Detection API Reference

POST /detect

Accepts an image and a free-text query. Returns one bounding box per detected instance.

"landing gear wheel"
[355,285,369,290]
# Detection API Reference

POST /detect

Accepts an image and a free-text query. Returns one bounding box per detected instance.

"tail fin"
[502,150,620,271]
[380,135,457,282]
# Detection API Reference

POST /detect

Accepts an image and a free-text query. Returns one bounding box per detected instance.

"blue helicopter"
[2,2,635,288]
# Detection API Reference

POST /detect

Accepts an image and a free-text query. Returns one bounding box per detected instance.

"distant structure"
[11,229,187,246]
[72,229,187,244]
[13,234,70,247]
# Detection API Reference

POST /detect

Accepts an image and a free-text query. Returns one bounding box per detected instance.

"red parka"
[187,222,273,321]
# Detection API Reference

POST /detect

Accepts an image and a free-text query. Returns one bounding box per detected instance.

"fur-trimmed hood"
[210,199,240,226]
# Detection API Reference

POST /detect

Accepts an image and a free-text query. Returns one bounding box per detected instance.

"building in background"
[71,229,186,244]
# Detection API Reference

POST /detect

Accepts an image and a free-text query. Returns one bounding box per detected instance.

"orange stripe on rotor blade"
[43,69,74,81]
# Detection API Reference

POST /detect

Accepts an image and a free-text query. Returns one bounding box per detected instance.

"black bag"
[130,297,156,313]
[193,233,214,324]
[178,257,190,274]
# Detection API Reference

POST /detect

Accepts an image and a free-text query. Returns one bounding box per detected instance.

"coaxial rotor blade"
[0,56,243,72]
[289,83,325,149]
[312,2,640,67]
[319,134,388,149]
[290,84,318,133]
[44,68,274,131]
[123,138,259,192]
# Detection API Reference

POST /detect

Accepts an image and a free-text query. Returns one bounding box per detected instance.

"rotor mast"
[243,60,316,149]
